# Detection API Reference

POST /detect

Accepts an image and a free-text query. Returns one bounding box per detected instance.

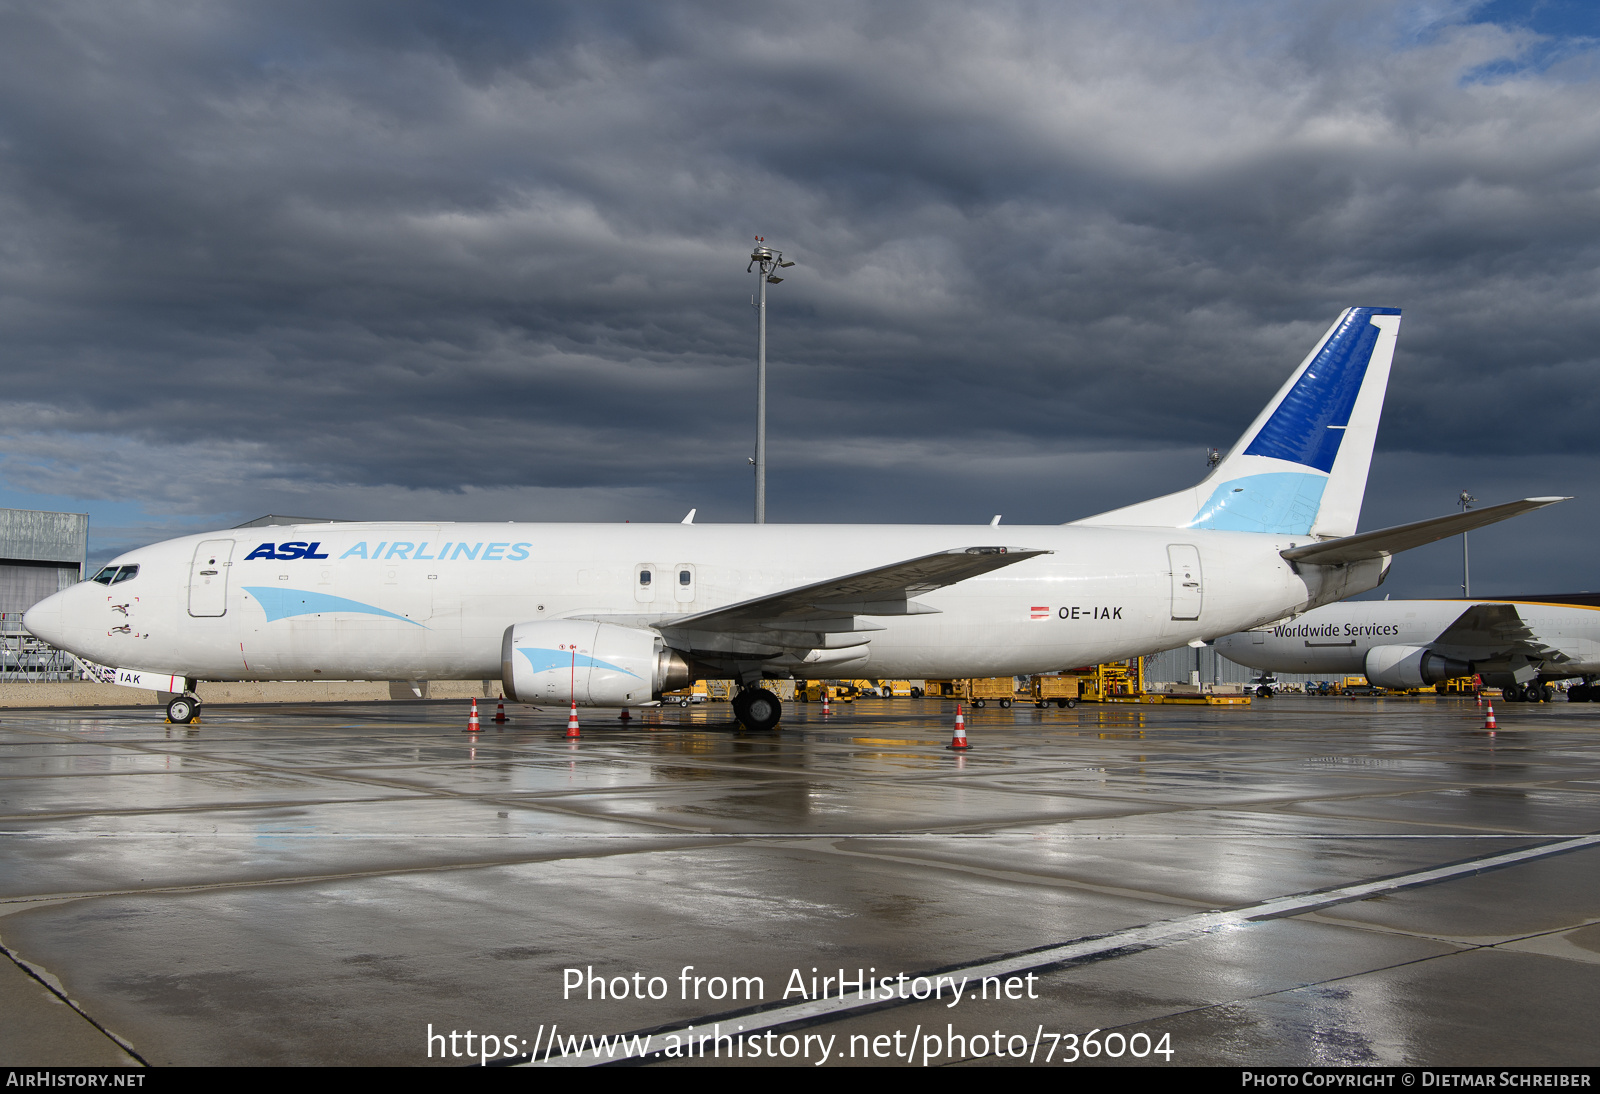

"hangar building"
[0,507,88,615]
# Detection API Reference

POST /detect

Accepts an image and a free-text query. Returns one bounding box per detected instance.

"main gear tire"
[732,687,782,732]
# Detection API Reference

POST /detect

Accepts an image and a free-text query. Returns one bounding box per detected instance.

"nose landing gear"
[166,694,201,724]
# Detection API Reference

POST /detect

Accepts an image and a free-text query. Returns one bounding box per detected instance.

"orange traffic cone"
[494,699,507,724]
[618,708,631,722]
[466,698,482,733]
[566,701,580,738]
[946,704,970,750]
[1485,702,1496,731]
[822,690,831,715]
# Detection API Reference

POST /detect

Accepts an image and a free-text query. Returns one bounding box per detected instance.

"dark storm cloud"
[1,0,1598,589]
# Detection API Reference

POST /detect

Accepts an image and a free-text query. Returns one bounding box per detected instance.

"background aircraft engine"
[1363,644,1471,690]
[501,621,690,706]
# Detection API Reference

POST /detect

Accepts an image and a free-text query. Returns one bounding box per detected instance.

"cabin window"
[679,570,691,586]
[639,570,652,586]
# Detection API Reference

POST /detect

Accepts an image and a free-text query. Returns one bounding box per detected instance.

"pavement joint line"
[1293,909,1600,949]
[0,839,741,910]
[2,831,1593,840]
[0,938,149,1066]
[516,833,1600,1068]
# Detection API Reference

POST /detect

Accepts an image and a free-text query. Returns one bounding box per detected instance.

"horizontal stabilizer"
[1280,497,1570,567]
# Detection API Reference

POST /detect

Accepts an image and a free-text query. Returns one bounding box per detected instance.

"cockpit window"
[111,565,139,584]
[91,565,139,586]
[90,567,117,585]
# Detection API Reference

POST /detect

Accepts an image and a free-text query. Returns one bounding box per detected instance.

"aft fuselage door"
[188,540,235,617]
[1168,544,1203,621]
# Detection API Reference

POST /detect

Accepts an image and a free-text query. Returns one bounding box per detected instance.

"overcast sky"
[1,0,1597,596]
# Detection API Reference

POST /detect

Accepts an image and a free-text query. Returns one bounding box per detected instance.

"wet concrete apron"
[1,696,1596,1066]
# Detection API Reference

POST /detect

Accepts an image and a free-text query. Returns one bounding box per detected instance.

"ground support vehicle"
[922,678,1015,706]
[1433,675,1480,696]
[965,677,1017,707]
[846,678,918,697]
[796,681,856,703]
[878,679,923,697]
[1028,674,1081,709]
[660,679,710,706]
[1058,659,1145,703]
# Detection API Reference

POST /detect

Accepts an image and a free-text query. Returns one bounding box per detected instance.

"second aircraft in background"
[1214,593,1600,701]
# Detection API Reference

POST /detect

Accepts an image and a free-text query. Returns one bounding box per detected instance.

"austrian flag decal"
[1030,606,1050,619]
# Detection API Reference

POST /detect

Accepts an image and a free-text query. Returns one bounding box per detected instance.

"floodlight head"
[766,275,784,283]
[778,260,795,268]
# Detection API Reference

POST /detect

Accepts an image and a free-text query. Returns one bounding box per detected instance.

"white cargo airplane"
[24,307,1566,728]
[1214,593,1600,702]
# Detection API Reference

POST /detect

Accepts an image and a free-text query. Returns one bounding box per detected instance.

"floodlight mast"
[747,238,795,524]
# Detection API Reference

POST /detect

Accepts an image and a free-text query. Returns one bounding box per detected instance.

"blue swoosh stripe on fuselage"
[518,647,641,679]
[242,587,429,628]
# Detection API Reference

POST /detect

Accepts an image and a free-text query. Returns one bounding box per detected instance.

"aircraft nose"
[23,589,69,648]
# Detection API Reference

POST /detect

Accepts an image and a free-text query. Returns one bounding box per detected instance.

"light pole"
[1458,490,1476,597]
[748,237,794,524]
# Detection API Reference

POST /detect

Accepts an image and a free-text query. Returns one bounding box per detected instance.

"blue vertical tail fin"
[1073,307,1401,537]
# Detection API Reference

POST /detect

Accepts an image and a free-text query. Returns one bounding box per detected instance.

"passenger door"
[188,540,235,617]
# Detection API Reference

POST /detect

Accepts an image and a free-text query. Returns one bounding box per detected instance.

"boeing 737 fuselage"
[22,307,1567,728]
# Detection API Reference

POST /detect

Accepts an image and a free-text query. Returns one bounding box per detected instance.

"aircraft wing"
[659,546,1051,637]
[1280,497,1570,567]
[1430,603,1571,664]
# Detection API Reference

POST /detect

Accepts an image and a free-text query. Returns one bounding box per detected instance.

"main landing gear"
[1504,682,1551,703]
[166,694,201,724]
[731,687,782,732]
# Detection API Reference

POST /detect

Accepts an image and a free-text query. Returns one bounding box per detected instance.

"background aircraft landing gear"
[166,695,200,724]
[731,687,782,732]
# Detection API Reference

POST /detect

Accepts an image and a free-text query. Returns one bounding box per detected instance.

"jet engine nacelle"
[1363,644,1471,690]
[501,620,691,706]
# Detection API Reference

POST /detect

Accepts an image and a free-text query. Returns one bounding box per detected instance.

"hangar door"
[1168,544,1203,621]
[188,540,235,617]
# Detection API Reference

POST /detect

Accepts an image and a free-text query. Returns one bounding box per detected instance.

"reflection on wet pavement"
[1,696,1596,1066]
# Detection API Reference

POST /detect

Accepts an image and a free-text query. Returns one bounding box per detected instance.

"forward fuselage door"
[189,540,236,617]
[1168,544,1203,620]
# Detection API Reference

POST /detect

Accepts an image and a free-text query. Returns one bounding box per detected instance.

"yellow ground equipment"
[1433,675,1480,695]
[660,679,710,706]
[846,678,911,697]
[965,677,1016,707]
[1027,674,1081,708]
[1057,659,1145,703]
[796,681,856,703]
[685,679,796,703]
[921,678,1017,706]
